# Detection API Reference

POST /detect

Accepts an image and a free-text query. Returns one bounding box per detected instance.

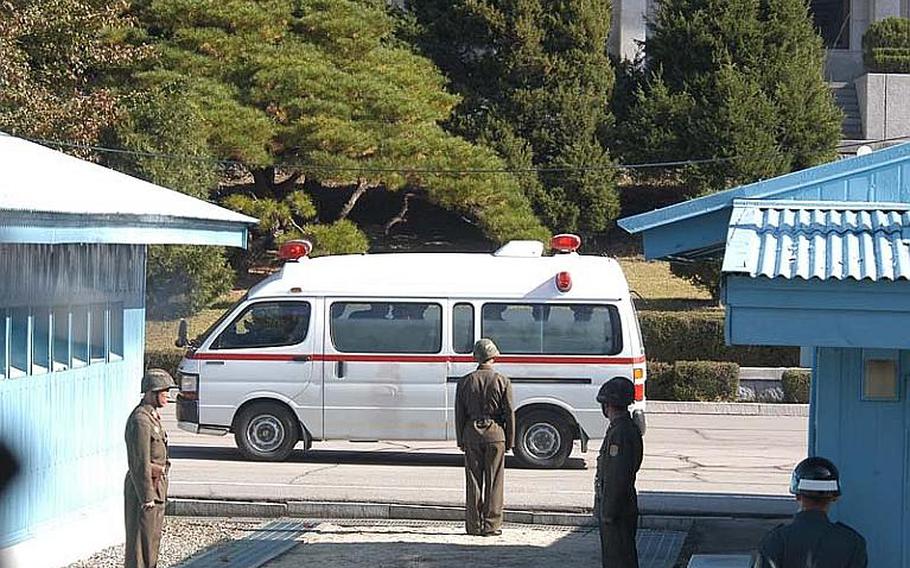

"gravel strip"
[66,517,266,568]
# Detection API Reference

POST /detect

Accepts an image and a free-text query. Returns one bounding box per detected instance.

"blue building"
[619,142,910,566]
[0,134,255,567]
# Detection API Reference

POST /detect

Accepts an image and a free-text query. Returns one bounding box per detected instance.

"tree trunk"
[384,192,415,234]
[251,167,276,196]
[337,178,369,220]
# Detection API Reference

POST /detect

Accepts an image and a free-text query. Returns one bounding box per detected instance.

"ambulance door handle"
[205,361,225,366]
[336,360,346,378]
[292,355,311,362]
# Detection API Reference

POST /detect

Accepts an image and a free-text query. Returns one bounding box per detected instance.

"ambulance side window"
[481,303,622,355]
[330,302,442,353]
[212,301,311,350]
[453,303,474,354]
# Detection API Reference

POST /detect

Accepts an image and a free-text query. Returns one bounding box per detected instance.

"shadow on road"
[168,445,587,470]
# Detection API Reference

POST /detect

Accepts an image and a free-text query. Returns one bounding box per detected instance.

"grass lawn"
[145,257,715,355]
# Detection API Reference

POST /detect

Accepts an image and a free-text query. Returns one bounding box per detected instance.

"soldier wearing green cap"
[124,368,176,568]
[455,338,515,536]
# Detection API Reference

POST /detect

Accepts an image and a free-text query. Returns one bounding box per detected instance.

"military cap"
[597,377,635,407]
[141,368,177,393]
[473,338,500,363]
[790,456,841,498]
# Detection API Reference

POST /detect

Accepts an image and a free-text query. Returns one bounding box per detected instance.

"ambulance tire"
[234,402,299,461]
[513,410,573,469]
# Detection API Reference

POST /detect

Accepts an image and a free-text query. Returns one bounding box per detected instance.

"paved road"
[163,405,807,513]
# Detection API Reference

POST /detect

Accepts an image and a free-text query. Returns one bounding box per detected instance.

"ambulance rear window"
[481,303,622,355]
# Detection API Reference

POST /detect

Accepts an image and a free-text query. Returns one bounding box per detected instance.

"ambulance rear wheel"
[234,402,298,461]
[513,410,573,469]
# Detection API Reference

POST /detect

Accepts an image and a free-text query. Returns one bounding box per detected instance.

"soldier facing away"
[124,369,176,568]
[753,456,867,568]
[594,377,643,568]
[455,338,515,536]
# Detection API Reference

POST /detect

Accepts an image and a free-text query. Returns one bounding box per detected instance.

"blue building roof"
[0,133,257,246]
[618,143,910,260]
[723,199,910,281]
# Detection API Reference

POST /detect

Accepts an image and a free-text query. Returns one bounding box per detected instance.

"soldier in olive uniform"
[594,377,643,568]
[754,456,867,568]
[455,338,515,537]
[124,369,176,568]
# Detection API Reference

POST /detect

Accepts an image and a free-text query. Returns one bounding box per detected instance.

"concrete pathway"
[178,520,686,568]
[164,406,807,514]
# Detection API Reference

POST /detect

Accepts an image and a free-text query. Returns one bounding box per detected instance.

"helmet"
[473,338,500,363]
[790,456,841,498]
[597,377,634,407]
[141,368,176,393]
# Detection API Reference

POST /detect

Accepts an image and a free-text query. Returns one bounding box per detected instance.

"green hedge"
[145,349,184,377]
[646,360,739,402]
[863,17,910,73]
[782,369,811,403]
[639,311,799,367]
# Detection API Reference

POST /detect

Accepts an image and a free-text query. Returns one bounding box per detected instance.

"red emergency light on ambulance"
[174,234,647,468]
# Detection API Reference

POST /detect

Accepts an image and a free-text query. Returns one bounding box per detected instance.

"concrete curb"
[647,401,808,417]
[166,498,788,530]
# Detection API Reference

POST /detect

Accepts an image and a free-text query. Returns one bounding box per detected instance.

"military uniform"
[754,510,867,568]
[124,402,170,568]
[594,410,643,568]
[455,362,515,536]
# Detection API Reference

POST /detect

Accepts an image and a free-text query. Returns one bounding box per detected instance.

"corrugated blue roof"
[722,199,910,280]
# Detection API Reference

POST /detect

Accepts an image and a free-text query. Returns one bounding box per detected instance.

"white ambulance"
[175,234,646,469]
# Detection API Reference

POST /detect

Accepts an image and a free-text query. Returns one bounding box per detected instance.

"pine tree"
[130,0,547,256]
[616,0,841,195]
[407,0,619,237]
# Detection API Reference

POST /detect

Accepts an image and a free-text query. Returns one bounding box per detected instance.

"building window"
[71,306,89,369]
[31,308,51,375]
[52,308,71,371]
[330,301,442,354]
[863,359,900,401]
[9,308,29,378]
[0,313,7,380]
[212,301,312,350]
[481,303,623,355]
[110,303,124,361]
[810,0,850,49]
[453,303,474,354]
[0,303,125,378]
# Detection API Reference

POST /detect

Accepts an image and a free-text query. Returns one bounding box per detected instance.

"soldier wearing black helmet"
[754,456,867,568]
[594,377,643,568]
[124,368,176,568]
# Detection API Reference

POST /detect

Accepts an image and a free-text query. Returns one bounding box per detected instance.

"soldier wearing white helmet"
[754,456,867,567]
[455,338,515,536]
[124,368,176,568]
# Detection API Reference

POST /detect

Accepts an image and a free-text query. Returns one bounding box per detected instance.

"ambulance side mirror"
[175,319,189,348]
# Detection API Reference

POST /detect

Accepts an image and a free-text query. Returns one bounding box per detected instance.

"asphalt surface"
[162,405,807,514]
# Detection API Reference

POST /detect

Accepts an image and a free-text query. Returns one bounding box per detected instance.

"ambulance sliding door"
[322,299,447,440]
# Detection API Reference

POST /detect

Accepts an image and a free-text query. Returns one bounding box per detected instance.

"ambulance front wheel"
[513,410,573,469]
[234,401,299,461]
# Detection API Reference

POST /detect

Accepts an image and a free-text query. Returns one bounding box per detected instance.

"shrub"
[669,260,722,301]
[645,360,739,401]
[147,245,234,320]
[638,311,800,367]
[782,369,811,403]
[145,349,184,377]
[863,17,910,73]
[671,361,740,402]
[645,361,675,400]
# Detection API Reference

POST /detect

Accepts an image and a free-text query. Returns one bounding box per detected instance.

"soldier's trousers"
[599,515,639,568]
[463,441,505,535]
[124,478,164,568]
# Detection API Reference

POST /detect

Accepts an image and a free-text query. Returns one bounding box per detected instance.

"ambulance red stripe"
[188,352,646,364]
